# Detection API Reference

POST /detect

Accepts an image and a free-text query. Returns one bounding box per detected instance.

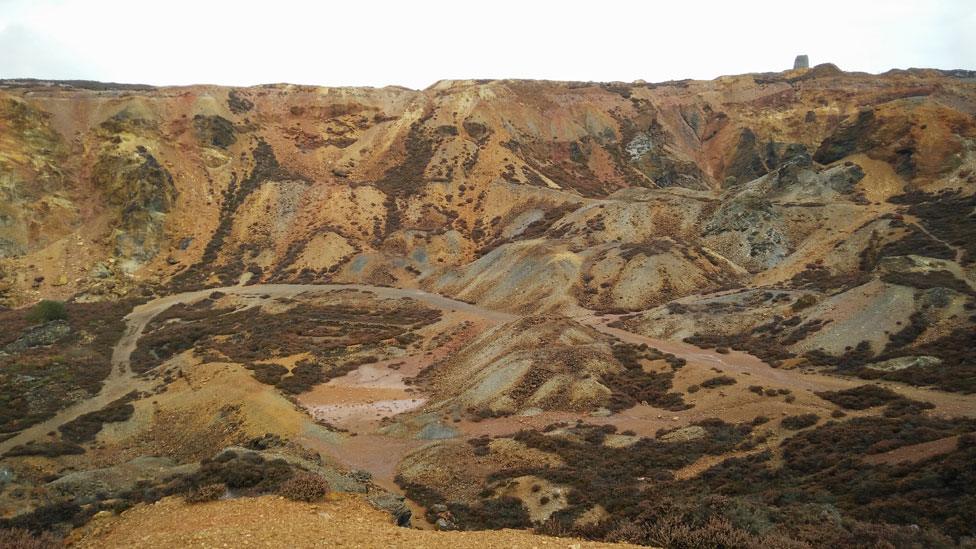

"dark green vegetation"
[25,300,67,323]
[890,190,976,265]
[0,300,134,436]
[170,141,303,289]
[192,114,236,149]
[399,419,753,530]
[57,393,137,443]
[604,343,688,412]
[802,319,976,394]
[226,89,253,114]
[685,272,975,394]
[700,375,736,389]
[0,447,336,537]
[131,293,439,394]
[880,270,974,296]
[374,112,437,237]
[816,384,935,417]
[876,225,955,262]
[781,414,819,430]
[400,413,976,547]
[0,527,61,549]
[853,327,976,394]
[2,441,85,458]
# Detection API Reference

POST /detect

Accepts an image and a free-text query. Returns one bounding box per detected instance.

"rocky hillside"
[3,67,974,386]
[1,67,976,547]
[1,68,972,313]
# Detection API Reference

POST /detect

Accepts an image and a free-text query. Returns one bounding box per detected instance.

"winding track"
[2,283,974,456]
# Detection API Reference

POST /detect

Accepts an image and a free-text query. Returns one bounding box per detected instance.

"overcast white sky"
[1,0,973,89]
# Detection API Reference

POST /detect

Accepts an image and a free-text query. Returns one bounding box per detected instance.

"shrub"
[603,343,689,411]
[178,451,293,496]
[0,501,84,536]
[817,385,901,409]
[277,472,330,502]
[58,395,135,443]
[448,496,531,530]
[0,528,61,549]
[700,376,736,389]
[0,300,131,436]
[781,414,819,430]
[245,363,288,385]
[817,385,935,418]
[185,483,226,503]
[26,300,67,323]
[3,441,84,458]
[791,294,817,312]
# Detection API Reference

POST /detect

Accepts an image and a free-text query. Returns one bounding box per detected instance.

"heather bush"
[277,472,330,502]
[58,395,135,443]
[0,299,134,435]
[3,441,84,458]
[185,483,226,503]
[781,414,818,430]
[701,376,736,389]
[0,528,61,549]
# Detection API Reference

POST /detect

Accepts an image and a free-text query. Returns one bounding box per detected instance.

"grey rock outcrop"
[4,320,71,353]
[867,355,942,372]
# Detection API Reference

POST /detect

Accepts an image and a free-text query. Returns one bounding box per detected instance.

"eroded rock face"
[0,95,73,259]
[0,68,972,308]
[866,355,942,372]
[813,103,969,182]
[193,114,236,149]
[91,147,176,264]
[3,320,71,353]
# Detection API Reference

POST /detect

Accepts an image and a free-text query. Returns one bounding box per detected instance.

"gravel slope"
[72,493,642,548]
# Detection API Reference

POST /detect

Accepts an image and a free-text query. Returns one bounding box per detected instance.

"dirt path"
[5,282,974,471]
[862,434,965,466]
[580,315,976,418]
[910,220,968,266]
[0,284,514,458]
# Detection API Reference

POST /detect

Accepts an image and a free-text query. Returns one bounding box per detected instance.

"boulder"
[367,491,411,527]
[866,355,942,372]
[435,517,457,531]
[660,425,707,442]
[5,320,71,352]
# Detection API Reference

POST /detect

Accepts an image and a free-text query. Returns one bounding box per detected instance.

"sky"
[1,0,973,89]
